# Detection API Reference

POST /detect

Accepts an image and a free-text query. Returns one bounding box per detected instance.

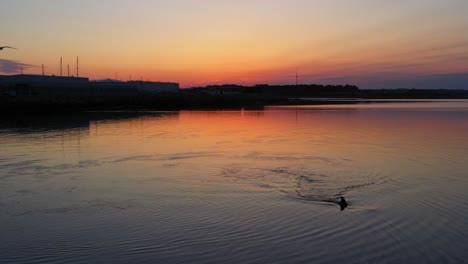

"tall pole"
[296,68,299,86]
[42,64,45,76]
[76,56,79,77]
[60,57,63,77]
[67,64,70,77]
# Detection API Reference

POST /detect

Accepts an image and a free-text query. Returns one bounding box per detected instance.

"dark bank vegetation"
[359,88,468,99]
[1,83,468,113]
[0,84,357,112]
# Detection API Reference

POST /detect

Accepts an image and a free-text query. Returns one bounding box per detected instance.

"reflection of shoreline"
[2,90,468,113]
[0,111,180,134]
[267,99,468,111]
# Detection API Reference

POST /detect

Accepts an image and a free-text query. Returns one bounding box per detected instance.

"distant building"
[0,75,179,98]
[128,81,179,94]
[90,79,179,96]
[0,74,90,97]
[91,79,138,96]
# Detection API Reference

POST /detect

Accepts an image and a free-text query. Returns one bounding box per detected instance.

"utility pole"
[296,68,299,86]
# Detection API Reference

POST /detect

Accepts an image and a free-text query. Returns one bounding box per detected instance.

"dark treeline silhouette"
[189,84,360,97]
[1,83,361,112]
[359,88,468,99]
[2,82,468,113]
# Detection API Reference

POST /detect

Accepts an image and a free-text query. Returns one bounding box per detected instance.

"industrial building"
[91,79,179,96]
[128,81,179,94]
[0,74,91,97]
[0,74,179,98]
[90,79,139,97]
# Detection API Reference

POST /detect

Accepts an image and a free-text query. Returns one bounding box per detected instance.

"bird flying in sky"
[0,46,17,50]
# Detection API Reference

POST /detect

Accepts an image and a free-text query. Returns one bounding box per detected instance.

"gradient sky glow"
[1,0,468,88]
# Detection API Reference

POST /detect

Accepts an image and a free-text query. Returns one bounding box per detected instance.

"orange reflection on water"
[83,105,468,176]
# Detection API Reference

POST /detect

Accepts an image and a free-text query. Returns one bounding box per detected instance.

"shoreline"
[2,94,468,114]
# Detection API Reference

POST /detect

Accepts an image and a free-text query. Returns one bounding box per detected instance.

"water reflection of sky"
[1,101,468,263]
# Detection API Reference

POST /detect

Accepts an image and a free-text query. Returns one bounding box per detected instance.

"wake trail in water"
[219,155,386,211]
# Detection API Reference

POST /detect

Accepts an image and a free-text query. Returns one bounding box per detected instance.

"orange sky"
[1,0,468,88]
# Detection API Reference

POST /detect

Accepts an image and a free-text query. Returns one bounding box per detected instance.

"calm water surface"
[1,100,468,263]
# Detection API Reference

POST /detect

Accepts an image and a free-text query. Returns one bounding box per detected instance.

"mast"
[296,67,299,86]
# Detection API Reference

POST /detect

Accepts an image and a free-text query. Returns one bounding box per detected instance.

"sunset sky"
[1,0,467,88]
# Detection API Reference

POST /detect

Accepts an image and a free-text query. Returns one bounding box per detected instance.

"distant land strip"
[1,83,468,113]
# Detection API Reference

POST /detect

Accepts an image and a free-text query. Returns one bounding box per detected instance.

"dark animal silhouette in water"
[338,196,348,211]
[321,196,348,211]
[0,46,17,50]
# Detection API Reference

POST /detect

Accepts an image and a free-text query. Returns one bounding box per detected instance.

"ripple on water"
[219,156,386,211]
